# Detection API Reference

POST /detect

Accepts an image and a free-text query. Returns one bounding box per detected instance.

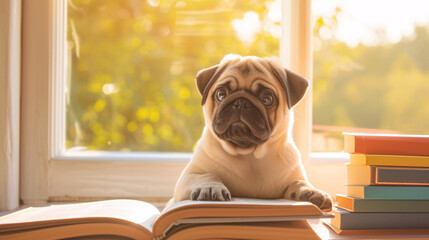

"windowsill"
[58,150,349,163]
[310,152,349,163]
[57,150,193,162]
[43,151,349,204]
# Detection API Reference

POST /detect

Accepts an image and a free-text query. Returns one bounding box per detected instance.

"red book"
[344,132,429,156]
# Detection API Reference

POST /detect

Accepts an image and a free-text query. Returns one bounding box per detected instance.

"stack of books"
[328,132,429,235]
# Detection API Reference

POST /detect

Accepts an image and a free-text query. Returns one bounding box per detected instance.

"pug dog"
[172,54,332,211]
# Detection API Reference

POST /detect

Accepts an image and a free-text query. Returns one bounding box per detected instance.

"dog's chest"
[219,158,292,198]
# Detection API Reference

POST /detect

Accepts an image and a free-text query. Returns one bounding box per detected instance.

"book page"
[0,199,160,232]
[153,198,328,238]
[161,197,315,215]
[165,220,321,240]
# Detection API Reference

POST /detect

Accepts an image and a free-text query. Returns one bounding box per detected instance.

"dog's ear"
[196,64,228,105]
[269,62,309,109]
[283,68,309,109]
[196,65,218,97]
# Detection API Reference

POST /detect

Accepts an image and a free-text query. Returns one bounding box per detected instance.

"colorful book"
[330,207,429,230]
[0,198,331,240]
[347,164,429,186]
[346,185,429,200]
[344,132,429,156]
[336,194,429,212]
[350,154,429,168]
[324,222,429,236]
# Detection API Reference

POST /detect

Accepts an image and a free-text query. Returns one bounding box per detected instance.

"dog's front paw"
[295,187,332,211]
[285,180,333,211]
[190,184,231,201]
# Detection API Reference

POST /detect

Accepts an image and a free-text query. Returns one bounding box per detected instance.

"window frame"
[20,0,344,205]
[0,0,21,211]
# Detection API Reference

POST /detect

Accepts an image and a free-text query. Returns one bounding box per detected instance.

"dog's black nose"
[233,98,252,110]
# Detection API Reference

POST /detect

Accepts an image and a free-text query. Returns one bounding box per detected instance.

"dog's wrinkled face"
[196,55,309,155]
[211,79,277,149]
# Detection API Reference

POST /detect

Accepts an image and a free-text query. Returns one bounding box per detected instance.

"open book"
[0,198,332,240]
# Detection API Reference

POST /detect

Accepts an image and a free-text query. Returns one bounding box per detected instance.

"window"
[66,0,282,153]
[16,0,428,208]
[312,0,429,152]
[20,0,315,204]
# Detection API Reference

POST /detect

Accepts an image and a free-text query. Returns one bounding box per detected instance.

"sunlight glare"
[232,11,261,45]
[313,0,429,47]
[102,83,119,95]
[147,0,159,7]
[267,0,281,22]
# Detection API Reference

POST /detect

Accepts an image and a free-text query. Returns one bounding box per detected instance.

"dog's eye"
[261,93,274,106]
[216,89,227,102]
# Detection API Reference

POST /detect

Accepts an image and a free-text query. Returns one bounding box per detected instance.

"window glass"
[66,0,280,152]
[312,0,429,152]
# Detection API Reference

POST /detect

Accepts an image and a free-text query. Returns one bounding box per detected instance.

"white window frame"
[0,0,21,211]
[18,0,345,206]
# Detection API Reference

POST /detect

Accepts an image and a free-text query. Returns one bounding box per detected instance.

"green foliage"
[67,1,429,153]
[313,24,429,135]
[66,0,279,152]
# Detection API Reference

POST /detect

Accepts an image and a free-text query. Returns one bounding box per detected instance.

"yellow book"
[346,164,429,186]
[350,154,429,167]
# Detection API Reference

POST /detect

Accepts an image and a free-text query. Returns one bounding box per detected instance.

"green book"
[336,194,429,212]
[347,185,429,200]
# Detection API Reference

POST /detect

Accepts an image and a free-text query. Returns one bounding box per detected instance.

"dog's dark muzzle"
[213,91,272,148]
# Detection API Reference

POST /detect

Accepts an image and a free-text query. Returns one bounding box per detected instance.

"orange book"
[344,132,429,156]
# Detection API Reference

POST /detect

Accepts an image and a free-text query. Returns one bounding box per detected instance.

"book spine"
[336,195,429,212]
[375,166,429,185]
[344,134,429,156]
[347,165,429,186]
[332,208,429,230]
[349,154,429,168]
[347,186,429,200]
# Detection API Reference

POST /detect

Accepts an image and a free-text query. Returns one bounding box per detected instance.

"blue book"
[331,207,429,230]
[347,185,429,200]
